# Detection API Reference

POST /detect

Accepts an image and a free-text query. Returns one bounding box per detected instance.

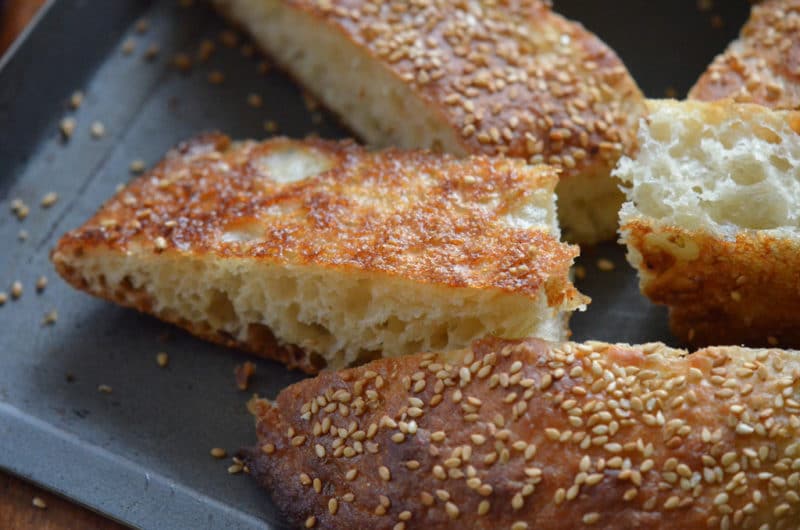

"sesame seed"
[144,44,160,61]
[210,447,227,459]
[208,71,225,85]
[379,466,391,481]
[60,117,76,140]
[315,444,326,458]
[41,192,58,208]
[445,501,459,519]
[247,94,263,108]
[227,464,242,474]
[154,236,167,250]
[328,498,338,515]
[583,512,600,524]
[156,352,169,367]
[0,292,6,305]
[32,497,47,509]
[511,522,528,530]
[172,53,192,72]
[69,91,84,109]
[305,516,316,528]
[261,443,275,454]
[90,121,105,139]
[121,39,135,55]
[596,258,615,272]
[97,384,112,394]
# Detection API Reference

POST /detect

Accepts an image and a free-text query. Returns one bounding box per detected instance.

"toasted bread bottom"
[622,218,800,347]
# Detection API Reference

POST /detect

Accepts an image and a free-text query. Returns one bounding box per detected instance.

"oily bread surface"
[52,134,585,372]
[212,0,646,243]
[247,337,800,529]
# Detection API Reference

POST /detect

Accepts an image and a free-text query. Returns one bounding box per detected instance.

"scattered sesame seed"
[210,447,226,459]
[197,39,215,62]
[97,384,112,394]
[121,38,136,55]
[42,310,58,326]
[247,93,263,108]
[144,44,160,61]
[208,71,225,85]
[264,120,278,134]
[130,159,146,174]
[305,516,316,528]
[35,276,47,292]
[0,292,6,305]
[156,352,169,367]
[445,501,459,519]
[583,512,600,524]
[10,281,22,299]
[32,497,47,509]
[596,258,615,272]
[41,192,58,208]
[227,463,243,474]
[90,121,105,139]
[69,91,84,109]
[328,497,338,515]
[60,117,76,140]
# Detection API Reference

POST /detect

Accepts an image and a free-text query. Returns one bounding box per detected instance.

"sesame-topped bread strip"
[52,134,586,373]
[689,0,800,109]
[246,337,800,530]
[211,0,646,244]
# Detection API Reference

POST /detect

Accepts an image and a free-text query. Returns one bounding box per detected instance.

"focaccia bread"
[246,336,800,529]
[616,99,800,347]
[52,134,587,373]
[689,0,800,109]
[212,0,647,244]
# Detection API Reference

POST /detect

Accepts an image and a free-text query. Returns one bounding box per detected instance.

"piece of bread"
[211,0,646,244]
[616,99,800,347]
[245,336,800,529]
[689,0,800,109]
[51,134,587,373]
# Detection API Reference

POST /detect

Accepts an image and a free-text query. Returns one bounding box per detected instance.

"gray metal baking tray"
[0,1,751,528]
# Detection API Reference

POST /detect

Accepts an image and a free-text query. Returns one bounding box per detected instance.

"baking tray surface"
[0,1,751,528]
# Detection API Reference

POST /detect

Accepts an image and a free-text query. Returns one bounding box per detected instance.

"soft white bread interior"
[211,0,646,244]
[53,135,586,372]
[617,99,800,237]
[616,99,800,347]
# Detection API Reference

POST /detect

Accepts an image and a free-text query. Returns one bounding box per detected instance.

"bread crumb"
[90,121,105,139]
[130,159,146,174]
[247,93,263,108]
[11,198,30,220]
[197,39,215,62]
[97,384,113,394]
[208,71,225,85]
[41,192,58,208]
[32,497,47,509]
[10,281,22,299]
[596,258,615,272]
[144,43,160,61]
[122,38,136,55]
[210,447,227,459]
[172,52,192,72]
[69,91,84,110]
[219,29,239,48]
[0,292,6,305]
[235,361,256,391]
[42,310,58,326]
[264,120,278,133]
[35,276,47,292]
[156,352,169,367]
[135,18,149,34]
[60,117,76,140]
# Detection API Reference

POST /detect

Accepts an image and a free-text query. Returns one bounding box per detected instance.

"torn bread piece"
[617,99,800,347]
[689,0,800,109]
[212,0,646,244]
[52,134,587,373]
[246,336,800,530]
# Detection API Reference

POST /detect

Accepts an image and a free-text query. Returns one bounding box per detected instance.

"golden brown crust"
[246,337,800,530]
[689,0,800,109]
[621,218,800,348]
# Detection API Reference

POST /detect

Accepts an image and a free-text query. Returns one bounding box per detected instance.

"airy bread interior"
[616,99,800,239]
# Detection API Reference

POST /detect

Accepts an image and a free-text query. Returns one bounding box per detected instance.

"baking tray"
[0,1,752,529]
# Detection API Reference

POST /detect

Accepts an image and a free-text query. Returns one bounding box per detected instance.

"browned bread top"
[54,134,582,303]
[246,337,800,529]
[689,0,800,109]
[271,0,644,180]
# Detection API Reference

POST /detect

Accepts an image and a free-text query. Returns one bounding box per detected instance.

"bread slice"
[689,0,800,109]
[211,0,646,244]
[52,134,587,373]
[616,99,800,347]
[245,336,800,530]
